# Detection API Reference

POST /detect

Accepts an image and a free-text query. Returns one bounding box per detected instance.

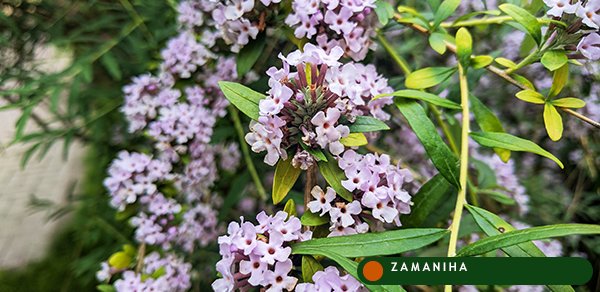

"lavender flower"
[212,211,312,291]
[111,252,192,292]
[578,33,600,61]
[160,31,214,78]
[245,43,393,166]
[575,0,600,30]
[296,266,366,291]
[543,0,578,17]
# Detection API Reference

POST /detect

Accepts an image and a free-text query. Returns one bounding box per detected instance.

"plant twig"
[445,63,471,292]
[377,33,412,76]
[135,242,146,274]
[229,106,267,200]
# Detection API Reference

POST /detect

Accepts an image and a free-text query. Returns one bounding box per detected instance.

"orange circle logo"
[362,260,384,282]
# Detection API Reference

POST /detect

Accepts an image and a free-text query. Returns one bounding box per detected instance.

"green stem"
[377,33,412,76]
[505,50,539,74]
[228,106,267,200]
[445,63,471,292]
[441,16,564,28]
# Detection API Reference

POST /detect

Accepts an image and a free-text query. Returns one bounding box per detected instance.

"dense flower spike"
[212,211,312,291]
[305,150,413,236]
[285,0,379,60]
[246,43,393,166]
[296,266,366,291]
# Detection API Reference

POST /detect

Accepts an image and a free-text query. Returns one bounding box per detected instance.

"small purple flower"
[578,33,600,61]
[307,186,336,215]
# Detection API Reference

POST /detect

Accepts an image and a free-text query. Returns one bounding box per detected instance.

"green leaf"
[549,63,569,97]
[122,244,137,257]
[396,100,460,187]
[100,52,122,80]
[318,152,354,201]
[543,103,563,141]
[97,284,116,292]
[464,205,574,292]
[218,81,265,120]
[458,223,600,257]
[402,174,456,227]
[494,57,518,69]
[302,256,324,283]
[476,189,516,205]
[387,89,461,109]
[284,199,297,217]
[470,95,510,162]
[292,248,402,292]
[272,158,302,204]
[471,55,494,69]
[541,50,568,71]
[348,116,390,132]
[374,0,395,25]
[300,142,327,161]
[301,210,329,226]
[292,228,449,257]
[511,74,536,90]
[340,133,368,146]
[470,131,563,168]
[551,97,585,109]
[405,67,456,89]
[108,251,132,269]
[456,28,473,68]
[236,33,266,76]
[499,4,542,45]
[15,105,33,141]
[434,0,462,28]
[429,33,447,55]
[515,89,545,104]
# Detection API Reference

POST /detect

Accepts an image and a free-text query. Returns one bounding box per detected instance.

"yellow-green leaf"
[515,89,545,104]
[541,50,568,71]
[549,63,569,97]
[429,33,447,55]
[283,199,297,218]
[108,251,132,269]
[340,133,368,146]
[551,97,585,109]
[302,256,324,283]
[511,74,536,90]
[122,244,136,257]
[543,103,563,141]
[456,28,472,68]
[472,55,494,69]
[405,67,456,89]
[272,158,302,204]
[495,57,517,69]
[499,4,542,45]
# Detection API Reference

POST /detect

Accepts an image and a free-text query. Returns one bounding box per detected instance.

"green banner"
[357,257,592,285]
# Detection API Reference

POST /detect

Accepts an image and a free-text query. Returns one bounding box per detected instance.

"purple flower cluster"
[246,43,393,166]
[296,266,366,291]
[97,252,192,292]
[578,32,600,61]
[285,0,379,61]
[212,211,312,291]
[307,150,413,236]
[160,31,214,78]
[544,0,600,29]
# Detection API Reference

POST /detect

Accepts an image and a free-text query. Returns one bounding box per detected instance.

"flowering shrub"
[6,0,600,291]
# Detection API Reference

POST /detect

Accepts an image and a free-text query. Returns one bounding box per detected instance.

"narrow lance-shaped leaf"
[470,131,563,168]
[292,228,449,257]
[384,89,461,109]
[551,98,585,109]
[236,33,266,76]
[301,256,324,283]
[218,81,264,120]
[456,28,473,68]
[301,210,329,226]
[458,223,600,257]
[549,63,568,97]
[348,116,390,132]
[318,152,354,201]
[515,89,545,104]
[405,67,456,89]
[543,103,563,141]
[433,0,462,28]
[464,204,574,292]
[429,33,447,55]
[396,100,460,187]
[470,94,510,162]
[272,158,302,204]
[340,133,368,147]
[292,248,405,292]
[499,4,542,45]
